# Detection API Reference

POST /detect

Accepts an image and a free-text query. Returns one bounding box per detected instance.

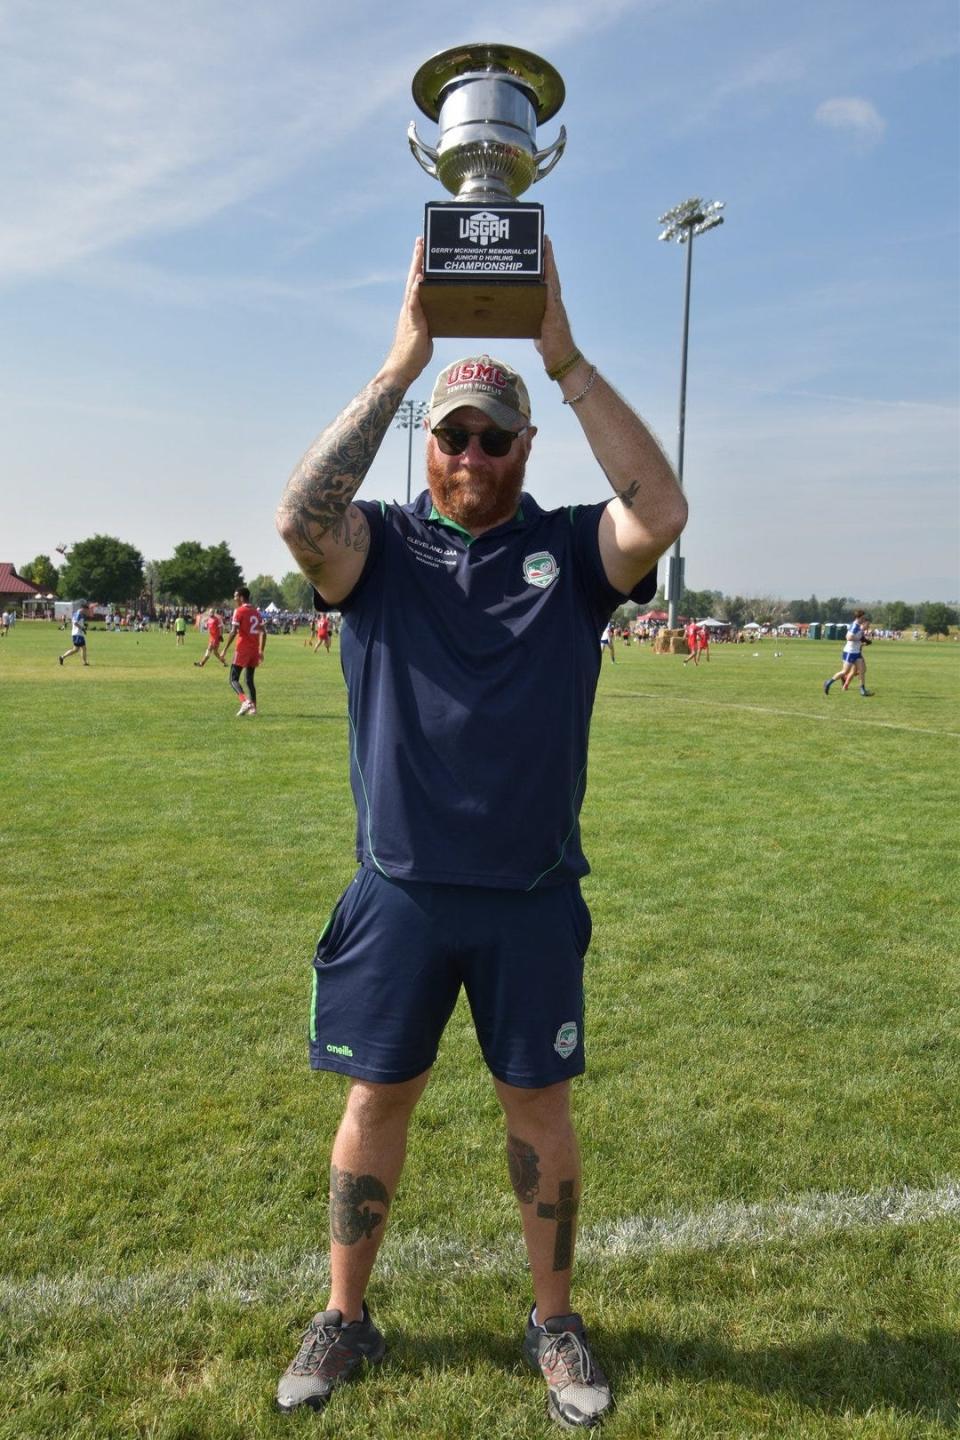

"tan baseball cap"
[429,354,531,430]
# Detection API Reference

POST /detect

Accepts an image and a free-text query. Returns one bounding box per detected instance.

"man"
[599,621,616,663]
[273,238,687,1428]
[824,610,872,697]
[696,622,710,663]
[194,610,227,669]
[221,588,265,715]
[58,602,90,666]
[174,613,187,646]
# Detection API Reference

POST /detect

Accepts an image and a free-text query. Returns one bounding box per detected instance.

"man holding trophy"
[273,46,687,1431]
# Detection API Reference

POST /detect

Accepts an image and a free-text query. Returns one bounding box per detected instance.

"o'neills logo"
[445,360,508,394]
[460,212,509,247]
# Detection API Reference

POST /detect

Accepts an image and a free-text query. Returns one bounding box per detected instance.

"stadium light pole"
[395,399,429,504]
[658,197,725,629]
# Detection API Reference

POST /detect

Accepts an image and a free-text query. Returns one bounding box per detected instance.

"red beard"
[426,447,527,534]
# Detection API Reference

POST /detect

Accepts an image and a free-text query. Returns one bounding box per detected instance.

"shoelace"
[291,1321,344,1375]
[540,1329,594,1385]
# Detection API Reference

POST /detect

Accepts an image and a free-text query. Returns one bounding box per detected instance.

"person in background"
[59,602,90,667]
[194,610,227,669]
[313,612,332,653]
[695,623,710,663]
[842,625,873,694]
[683,618,699,665]
[824,610,872,697]
[221,588,266,715]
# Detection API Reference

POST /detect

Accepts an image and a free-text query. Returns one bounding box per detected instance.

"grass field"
[1,621,958,1439]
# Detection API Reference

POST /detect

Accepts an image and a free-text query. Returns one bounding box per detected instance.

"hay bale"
[654,629,691,655]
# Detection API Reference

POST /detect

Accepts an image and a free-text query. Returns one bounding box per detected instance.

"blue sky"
[2,0,957,601]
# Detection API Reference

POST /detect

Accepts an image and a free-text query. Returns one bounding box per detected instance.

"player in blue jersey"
[823,610,873,696]
[273,238,688,1428]
[58,602,90,667]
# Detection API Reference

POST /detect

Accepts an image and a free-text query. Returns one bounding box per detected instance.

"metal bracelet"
[562,366,598,405]
[547,348,583,381]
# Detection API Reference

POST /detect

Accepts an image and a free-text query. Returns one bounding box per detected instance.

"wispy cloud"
[713,46,810,103]
[0,2,414,281]
[61,255,407,310]
[814,96,887,144]
[0,1,645,285]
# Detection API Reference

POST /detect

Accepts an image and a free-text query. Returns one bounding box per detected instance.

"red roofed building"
[0,563,46,608]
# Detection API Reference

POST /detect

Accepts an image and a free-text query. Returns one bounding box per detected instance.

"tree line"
[655,588,957,636]
[19,536,315,614]
[19,537,957,634]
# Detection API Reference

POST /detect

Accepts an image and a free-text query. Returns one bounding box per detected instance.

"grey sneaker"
[524,1309,612,1429]
[276,1303,385,1413]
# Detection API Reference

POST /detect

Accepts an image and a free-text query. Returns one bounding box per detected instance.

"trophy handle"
[533,125,566,183]
[408,121,439,178]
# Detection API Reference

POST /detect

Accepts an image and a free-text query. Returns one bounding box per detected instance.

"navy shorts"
[309,867,592,1088]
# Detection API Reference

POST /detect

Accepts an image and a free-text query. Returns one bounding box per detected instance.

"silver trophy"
[408,44,567,338]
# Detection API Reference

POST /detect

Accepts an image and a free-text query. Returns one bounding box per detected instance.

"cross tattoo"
[537,1180,579,1272]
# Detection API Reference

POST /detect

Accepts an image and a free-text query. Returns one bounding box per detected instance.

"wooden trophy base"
[421,201,545,338]
[419,279,546,339]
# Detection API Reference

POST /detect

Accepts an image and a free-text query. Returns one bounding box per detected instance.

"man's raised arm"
[276,239,433,606]
[535,239,688,596]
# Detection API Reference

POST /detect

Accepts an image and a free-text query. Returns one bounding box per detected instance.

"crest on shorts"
[523,551,560,589]
[554,1021,578,1059]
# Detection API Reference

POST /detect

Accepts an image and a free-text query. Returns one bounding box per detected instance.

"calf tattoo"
[537,1180,579,1272]
[329,1166,389,1246]
[507,1133,541,1204]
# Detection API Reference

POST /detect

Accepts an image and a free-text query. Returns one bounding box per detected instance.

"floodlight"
[656,195,726,627]
[395,398,429,503]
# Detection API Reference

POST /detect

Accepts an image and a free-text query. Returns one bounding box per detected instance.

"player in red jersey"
[222,587,266,715]
[194,609,227,669]
[696,623,710,662]
[313,613,332,653]
[683,619,699,665]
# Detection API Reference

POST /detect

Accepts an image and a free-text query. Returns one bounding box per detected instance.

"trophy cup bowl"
[408,43,566,337]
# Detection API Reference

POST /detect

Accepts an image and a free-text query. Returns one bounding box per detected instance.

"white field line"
[607,690,960,739]
[1,1181,956,1322]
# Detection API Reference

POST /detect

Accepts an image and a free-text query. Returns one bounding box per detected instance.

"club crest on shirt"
[523,551,560,589]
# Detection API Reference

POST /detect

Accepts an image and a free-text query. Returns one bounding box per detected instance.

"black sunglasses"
[431,424,529,458]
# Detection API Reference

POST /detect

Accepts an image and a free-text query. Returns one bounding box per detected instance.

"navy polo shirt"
[320,490,655,891]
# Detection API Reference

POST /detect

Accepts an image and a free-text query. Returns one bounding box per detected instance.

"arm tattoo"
[329,1165,389,1246]
[278,381,406,564]
[537,1180,579,1272]
[615,479,641,509]
[507,1133,541,1205]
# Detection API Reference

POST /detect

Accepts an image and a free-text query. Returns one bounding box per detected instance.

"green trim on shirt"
[427,501,527,545]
